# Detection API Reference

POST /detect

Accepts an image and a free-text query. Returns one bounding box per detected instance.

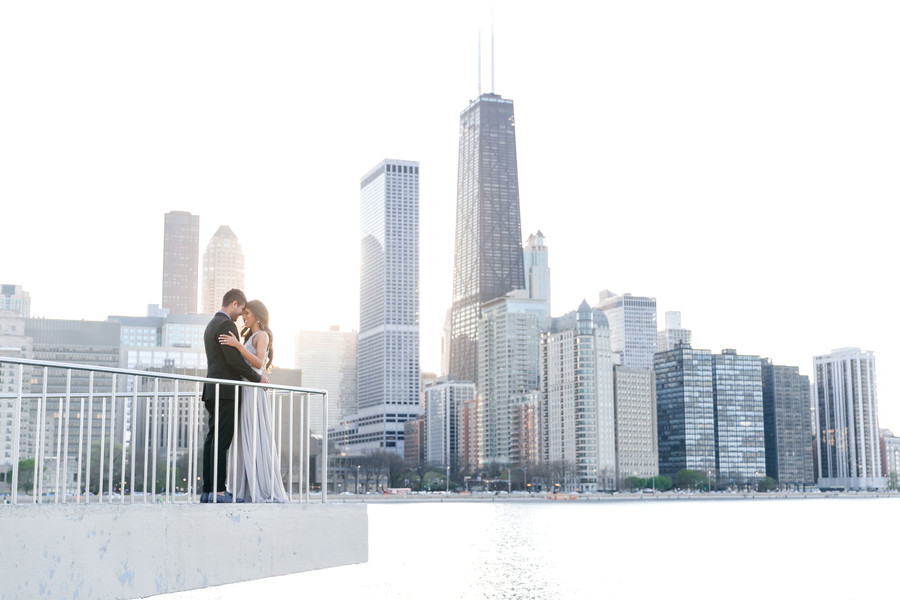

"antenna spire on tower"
[491,16,495,94]
[478,29,482,96]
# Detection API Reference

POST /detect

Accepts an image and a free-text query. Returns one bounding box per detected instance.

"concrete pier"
[0,502,368,599]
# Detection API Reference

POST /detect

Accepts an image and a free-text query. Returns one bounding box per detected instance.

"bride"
[219,300,288,503]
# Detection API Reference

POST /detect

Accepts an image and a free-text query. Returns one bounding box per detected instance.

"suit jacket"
[202,311,262,404]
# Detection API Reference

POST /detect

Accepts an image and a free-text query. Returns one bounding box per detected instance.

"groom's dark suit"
[202,310,262,494]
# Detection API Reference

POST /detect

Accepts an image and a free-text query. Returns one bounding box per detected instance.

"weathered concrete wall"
[0,502,368,599]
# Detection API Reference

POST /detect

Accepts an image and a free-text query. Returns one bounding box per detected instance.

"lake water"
[157,497,899,599]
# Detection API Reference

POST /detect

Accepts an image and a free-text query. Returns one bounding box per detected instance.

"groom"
[201,288,267,503]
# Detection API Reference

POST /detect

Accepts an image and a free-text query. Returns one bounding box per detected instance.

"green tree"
[757,476,776,492]
[623,476,645,491]
[647,475,672,491]
[5,459,40,494]
[673,469,708,491]
[81,440,124,494]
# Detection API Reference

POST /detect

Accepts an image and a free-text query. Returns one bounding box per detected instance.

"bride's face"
[242,308,258,329]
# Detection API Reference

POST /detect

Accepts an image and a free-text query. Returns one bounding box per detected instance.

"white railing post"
[288,391,294,503]
[108,374,117,500]
[86,372,94,503]
[35,367,47,504]
[11,364,22,505]
[322,392,328,504]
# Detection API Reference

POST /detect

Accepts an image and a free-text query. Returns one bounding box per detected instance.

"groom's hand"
[260,374,269,384]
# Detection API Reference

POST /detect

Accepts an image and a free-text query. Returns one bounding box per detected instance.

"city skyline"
[2,2,897,429]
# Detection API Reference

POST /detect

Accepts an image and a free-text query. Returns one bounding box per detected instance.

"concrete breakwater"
[0,502,368,600]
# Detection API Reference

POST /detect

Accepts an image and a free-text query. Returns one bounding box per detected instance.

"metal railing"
[0,356,329,505]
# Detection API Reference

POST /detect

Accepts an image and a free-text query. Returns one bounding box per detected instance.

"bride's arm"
[252,331,269,372]
[218,331,265,369]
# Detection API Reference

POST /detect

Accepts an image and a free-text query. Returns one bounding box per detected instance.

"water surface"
[158,497,898,599]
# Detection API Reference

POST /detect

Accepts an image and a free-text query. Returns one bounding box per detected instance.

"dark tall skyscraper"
[161,211,199,314]
[449,93,525,384]
[762,359,814,486]
[655,346,716,478]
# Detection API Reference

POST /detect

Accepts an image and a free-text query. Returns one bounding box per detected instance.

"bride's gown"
[228,332,288,503]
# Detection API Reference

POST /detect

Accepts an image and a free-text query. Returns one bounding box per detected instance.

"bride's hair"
[242,300,274,373]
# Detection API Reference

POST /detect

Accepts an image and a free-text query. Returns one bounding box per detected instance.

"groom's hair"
[221,289,247,308]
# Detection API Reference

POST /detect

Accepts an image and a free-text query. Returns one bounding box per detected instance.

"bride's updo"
[242,299,274,373]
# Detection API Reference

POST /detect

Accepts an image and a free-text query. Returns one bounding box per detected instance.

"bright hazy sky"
[2,2,898,426]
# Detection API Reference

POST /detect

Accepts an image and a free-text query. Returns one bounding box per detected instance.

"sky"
[2,2,898,426]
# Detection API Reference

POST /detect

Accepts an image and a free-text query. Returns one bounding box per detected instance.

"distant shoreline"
[328,490,900,503]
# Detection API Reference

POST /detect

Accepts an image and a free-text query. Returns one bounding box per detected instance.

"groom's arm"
[218,320,262,384]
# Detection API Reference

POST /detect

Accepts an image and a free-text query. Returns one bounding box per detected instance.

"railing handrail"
[0,356,327,396]
[0,355,329,505]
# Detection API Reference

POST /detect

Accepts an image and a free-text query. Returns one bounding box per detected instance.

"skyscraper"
[1,284,31,318]
[449,93,525,384]
[541,301,616,492]
[523,231,550,318]
[814,348,885,490]
[354,159,420,455]
[614,366,659,481]
[762,359,814,486]
[597,291,658,369]
[424,376,475,471]
[295,326,358,435]
[713,349,765,485]
[161,211,199,314]
[478,290,544,465]
[658,311,692,352]
[201,226,245,314]
[655,346,716,478]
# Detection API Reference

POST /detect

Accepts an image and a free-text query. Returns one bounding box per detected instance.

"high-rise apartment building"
[882,429,900,484]
[201,226,245,314]
[478,291,544,465]
[404,416,426,468]
[658,311,692,352]
[597,291,657,369]
[352,159,420,455]
[295,326,358,435]
[655,346,716,478]
[614,366,658,480]
[457,395,481,473]
[523,231,550,318]
[1,284,31,318]
[762,360,814,486]
[713,350,765,485]
[541,302,616,492]
[449,93,525,384]
[161,211,199,314]
[814,348,885,490]
[1,312,33,487]
[424,377,475,471]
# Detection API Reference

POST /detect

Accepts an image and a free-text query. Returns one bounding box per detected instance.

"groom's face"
[227,301,244,321]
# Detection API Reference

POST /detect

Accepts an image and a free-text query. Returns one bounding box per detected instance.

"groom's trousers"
[202,396,237,494]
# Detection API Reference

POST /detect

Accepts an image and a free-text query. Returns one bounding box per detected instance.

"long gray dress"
[228,332,288,503]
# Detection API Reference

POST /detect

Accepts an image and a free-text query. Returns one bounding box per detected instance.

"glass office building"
[713,350,765,485]
[450,93,525,385]
[654,346,715,478]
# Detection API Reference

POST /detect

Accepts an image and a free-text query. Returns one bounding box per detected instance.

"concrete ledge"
[0,502,368,600]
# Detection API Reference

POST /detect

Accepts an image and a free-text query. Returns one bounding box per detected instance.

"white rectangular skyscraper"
[814,348,885,490]
[597,291,658,369]
[354,159,420,455]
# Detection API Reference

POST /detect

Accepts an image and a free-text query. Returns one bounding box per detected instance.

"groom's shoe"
[199,492,210,503]
[209,491,244,503]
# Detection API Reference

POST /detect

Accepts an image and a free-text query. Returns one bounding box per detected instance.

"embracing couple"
[200,288,288,504]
